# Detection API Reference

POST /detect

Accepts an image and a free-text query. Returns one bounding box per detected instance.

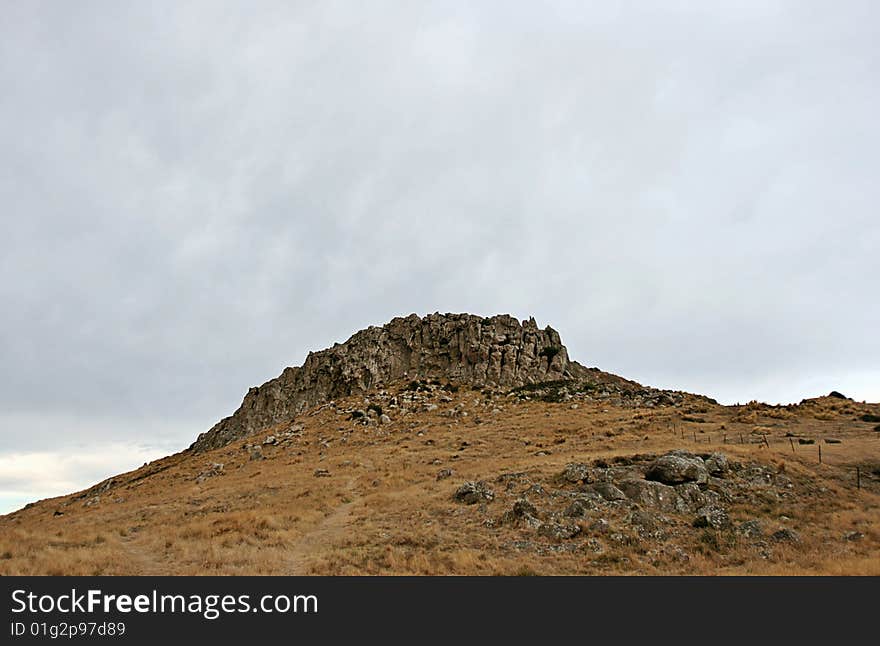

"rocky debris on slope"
[193,313,586,452]
[470,450,810,562]
[506,377,709,410]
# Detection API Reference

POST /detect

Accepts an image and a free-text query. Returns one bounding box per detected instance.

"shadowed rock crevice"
[192,313,587,452]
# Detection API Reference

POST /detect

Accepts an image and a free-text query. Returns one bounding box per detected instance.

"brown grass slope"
[1,380,878,575]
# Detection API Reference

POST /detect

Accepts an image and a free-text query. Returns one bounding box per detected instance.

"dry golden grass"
[1,384,878,575]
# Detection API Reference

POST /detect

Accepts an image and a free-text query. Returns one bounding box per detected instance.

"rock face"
[192,313,586,452]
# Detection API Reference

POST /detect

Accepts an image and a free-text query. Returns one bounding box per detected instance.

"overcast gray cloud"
[1,1,878,513]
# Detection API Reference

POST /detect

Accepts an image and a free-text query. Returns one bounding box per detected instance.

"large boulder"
[645,452,709,485]
[619,479,687,513]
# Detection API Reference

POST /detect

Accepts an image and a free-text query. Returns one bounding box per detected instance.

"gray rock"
[454,481,495,504]
[583,537,604,553]
[617,478,700,513]
[512,498,539,518]
[192,313,585,452]
[692,506,731,530]
[564,499,593,517]
[771,528,801,543]
[313,468,331,477]
[645,452,709,485]
[195,463,225,483]
[704,452,730,476]
[525,483,546,497]
[626,509,664,535]
[589,518,611,533]
[379,414,392,425]
[590,481,627,501]
[737,520,764,538]
[677,483,711,513]
[561,463,592,484]
[436,468,454,480]
[538,522,582,540]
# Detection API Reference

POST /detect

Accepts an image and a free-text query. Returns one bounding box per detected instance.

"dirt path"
[285,480,358,574]
[118,535,172,575]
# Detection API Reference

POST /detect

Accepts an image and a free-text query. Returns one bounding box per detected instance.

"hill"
[1,313,878,575]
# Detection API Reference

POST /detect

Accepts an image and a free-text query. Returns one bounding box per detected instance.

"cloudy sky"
[1,1,878,514]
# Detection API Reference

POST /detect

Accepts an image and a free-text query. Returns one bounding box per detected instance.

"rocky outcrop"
[191,313,587,452]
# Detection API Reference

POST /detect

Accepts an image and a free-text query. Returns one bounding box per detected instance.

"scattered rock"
[627,509,663,534]
[824,438,841,444]
[537,522,581,541]
[737,520,764,539]
[843,531,864,542]
[561,463,592,484]
[582,537,604,553]
[454,481,495,504]
[436,468,454,481]
[379,414,392,425]
[512,499,539,518]
[771,528,801,543]
[692,506,731,530]
[313,468,331,478]
[564,499,595,518]
[589,518,611,533]
[195,463,225,483]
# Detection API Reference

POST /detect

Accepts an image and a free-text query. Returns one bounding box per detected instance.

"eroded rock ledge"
[191,313,587,452]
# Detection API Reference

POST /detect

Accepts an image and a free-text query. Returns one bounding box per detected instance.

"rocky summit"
[2,313,879,576]
[192,313,587,452]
